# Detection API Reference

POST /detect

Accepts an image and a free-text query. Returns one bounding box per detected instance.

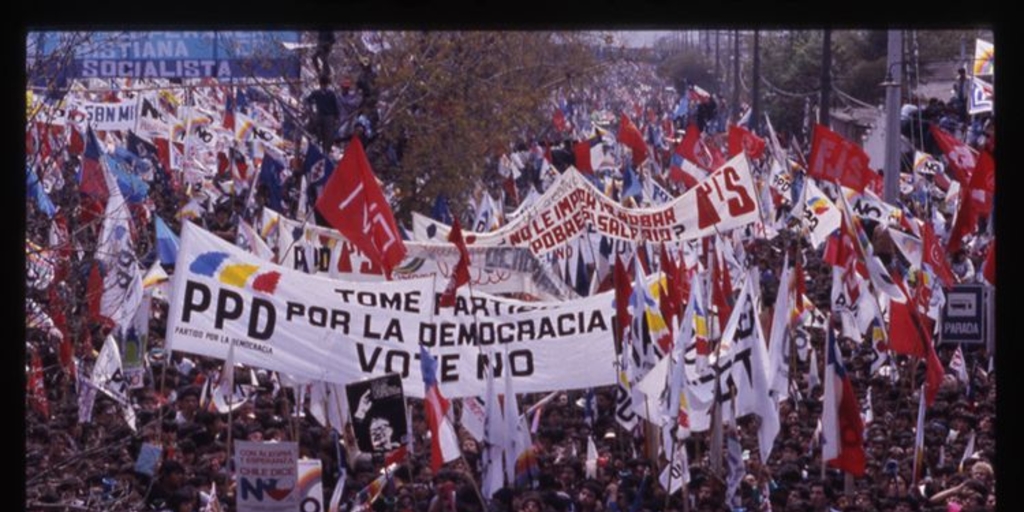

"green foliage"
[331,31,600,223]
[657,48,716,94]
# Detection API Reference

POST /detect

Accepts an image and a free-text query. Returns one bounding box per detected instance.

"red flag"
[659,244,681,328]
[888,295,943,406]
[729,125,767,160]
[983,239,996,284]
[438,218,471,307]
[930,124,976,184]
[808,124,874,192]
[87,261,104,326]
[28,348,50,418]
[967,150,995,217]
[315,138,406,277]
[68,124,85,156]
[553,108,568,132]
[793,251,807,314]
[921,223,956,288]
[223,91,235,131]
[613,256,633,345]
[503,175,518,207]
[946,181,976,255]
[617,114,648,168]
[711,244,732,328]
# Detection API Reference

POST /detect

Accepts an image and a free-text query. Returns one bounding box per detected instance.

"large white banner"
[264,209,577,301]
[67,96,142,132]
[236,441,299,512]
[413,154,761,254]
[166,222,618,399]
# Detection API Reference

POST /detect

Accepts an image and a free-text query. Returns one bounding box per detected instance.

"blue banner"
[28,31,301,81]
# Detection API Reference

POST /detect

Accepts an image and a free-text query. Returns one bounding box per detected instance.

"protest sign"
[236,441,299,512]
[346,374,408,453]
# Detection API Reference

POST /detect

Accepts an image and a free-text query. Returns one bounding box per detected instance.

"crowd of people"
[25,35,997,512]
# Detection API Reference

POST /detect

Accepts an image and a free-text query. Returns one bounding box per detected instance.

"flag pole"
[664,433,677,512]
[459,252,492,512]
[226,382,234,478]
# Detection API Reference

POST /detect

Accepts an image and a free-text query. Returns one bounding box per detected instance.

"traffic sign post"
[940,284,988,345]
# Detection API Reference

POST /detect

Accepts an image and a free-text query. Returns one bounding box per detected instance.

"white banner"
[167,222,618,399]
[67,96,141,132]
[413,155,760,254]
[236,441,299,512]
[266,209,576,301]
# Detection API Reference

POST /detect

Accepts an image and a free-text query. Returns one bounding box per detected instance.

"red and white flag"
[822,327,866,476]
[930,124,977,184]
[419,345,461,471]
[315,138,407,277]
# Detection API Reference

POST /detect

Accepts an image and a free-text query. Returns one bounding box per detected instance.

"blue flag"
[26,166,56,218]
[259,155,285,211]
[235,88,249,113]
[304,143,334,189]
[103,155,150,203]
[621,166,642,202]
[583,388,596,427]
[431,194,453,225]
[575,251,591,297]
[155,216,181,266]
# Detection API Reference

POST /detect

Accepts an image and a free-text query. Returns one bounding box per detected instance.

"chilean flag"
[419,345,462,471]
[822,326,866,476]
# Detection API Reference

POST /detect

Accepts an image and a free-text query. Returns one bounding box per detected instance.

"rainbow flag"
[973,39,994,76]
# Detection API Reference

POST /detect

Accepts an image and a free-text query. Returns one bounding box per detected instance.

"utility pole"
[820,28,832,128]
[751,30,761,134]
[731,29,740,124]
[883,29,903,204]
[715,30,721,91]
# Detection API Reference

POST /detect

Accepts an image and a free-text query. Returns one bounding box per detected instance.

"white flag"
[797,179,841,249]
[808,347,821,392]
[97,157,144,331]
[481,360,506,498]
[309,381,349,433]
[659,441,690,496]
[460,398,487,443]
[959,431,977,473]
[92,334,136,431]
[585,436,598,479]
[767,254,793,399]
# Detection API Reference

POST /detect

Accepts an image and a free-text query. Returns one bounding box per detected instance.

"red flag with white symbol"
[315,138,407,277]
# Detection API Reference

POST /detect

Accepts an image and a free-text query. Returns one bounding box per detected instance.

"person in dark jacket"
[304,75,341,154]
